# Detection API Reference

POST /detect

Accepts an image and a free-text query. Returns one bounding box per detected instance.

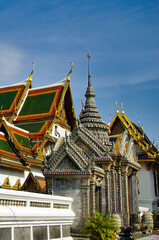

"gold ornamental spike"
[67,61,73,81]
[116,102,119,113]
[121,103,124,113]
[29,62,35,81]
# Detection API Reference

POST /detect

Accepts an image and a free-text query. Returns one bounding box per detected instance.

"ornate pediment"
[56,157,81,172]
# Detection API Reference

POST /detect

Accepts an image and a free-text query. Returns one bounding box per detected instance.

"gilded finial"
[121,103,124,113]
[67,61,73,81]
[142,125,143,131]
[116,102,119,113]
[29,62,35,81]
[138,119,140,127]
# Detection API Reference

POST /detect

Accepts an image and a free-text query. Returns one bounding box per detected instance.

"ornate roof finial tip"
[67,61,73,81]
[87,52,91,59]
[29,62,35,81]
[116,102,119,113]
[121,103,124,113]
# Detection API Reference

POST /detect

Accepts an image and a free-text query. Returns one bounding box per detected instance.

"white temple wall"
[0,167,26,186]
[51,124,70,139]
[0,189,75,240]
[138,162,158,211]
[0,164,44,189]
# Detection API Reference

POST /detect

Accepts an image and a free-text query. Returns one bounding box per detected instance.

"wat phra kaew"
[0,54,158,239]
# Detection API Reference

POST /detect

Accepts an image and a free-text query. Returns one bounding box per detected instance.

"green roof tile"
[15,121,45,133]
[14,133,31,149]
[19,92,56,116]
[0,138,14,153]
[0,91,18,110]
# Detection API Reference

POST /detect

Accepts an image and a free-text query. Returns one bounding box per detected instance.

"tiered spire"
[80,53,110,145]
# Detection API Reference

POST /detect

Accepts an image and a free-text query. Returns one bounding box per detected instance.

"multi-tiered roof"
[0,63,76,175]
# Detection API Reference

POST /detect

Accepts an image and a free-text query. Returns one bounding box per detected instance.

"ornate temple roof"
[79,53,110,146]
[109,108,159,161]
[0,63,76,171]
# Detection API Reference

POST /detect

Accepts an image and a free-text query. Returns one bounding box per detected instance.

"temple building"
[43,53,149,232]
[0,63,76,193]
[0,54,158,236]
[0,63,76,240]
[109,108,159,212]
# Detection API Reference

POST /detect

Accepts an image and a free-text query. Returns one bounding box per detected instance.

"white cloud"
[0,43,24,84]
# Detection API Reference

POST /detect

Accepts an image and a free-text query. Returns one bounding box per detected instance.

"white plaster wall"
[31,166,44,178]
[138,162,158,211]
[0,166,26,187]
[51,124,70,139]
[0,164,43,188]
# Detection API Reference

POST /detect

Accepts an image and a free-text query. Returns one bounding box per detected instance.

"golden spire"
[29,62,35,81]
[67,61,73,81]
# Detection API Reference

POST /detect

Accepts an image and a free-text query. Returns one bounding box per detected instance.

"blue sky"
[0,0,159,145]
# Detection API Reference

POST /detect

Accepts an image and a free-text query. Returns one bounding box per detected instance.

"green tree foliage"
[82,211,118,240]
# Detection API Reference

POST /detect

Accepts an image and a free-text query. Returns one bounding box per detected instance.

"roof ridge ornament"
[29,62,35,81]
[116,102,119,113]
[121,103,124,113]
[67,61,73,81]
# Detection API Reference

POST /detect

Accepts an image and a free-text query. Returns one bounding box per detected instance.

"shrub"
[82,211,118,240]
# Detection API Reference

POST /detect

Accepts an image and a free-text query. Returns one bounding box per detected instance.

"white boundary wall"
[0,189,75,240]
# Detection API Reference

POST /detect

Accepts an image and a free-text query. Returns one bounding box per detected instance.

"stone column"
[111,167,117,213]
[103,163,112,215]
[90,178,96,215]
[46,176,53,195]
[130,170,139,213]
[82,178,90,218]
[105,171,111,214]
[122,165,130,226]
[116,168,122,213]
